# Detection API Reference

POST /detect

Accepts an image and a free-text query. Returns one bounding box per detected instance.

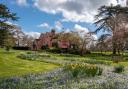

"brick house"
[32,30,70,50]
[58,40,70,49]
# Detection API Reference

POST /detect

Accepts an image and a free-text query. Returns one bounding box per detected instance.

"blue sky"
[1,0,126,39]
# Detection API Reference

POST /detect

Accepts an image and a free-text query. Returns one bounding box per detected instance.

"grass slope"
[0,49,59,78]
[48,51,128,66]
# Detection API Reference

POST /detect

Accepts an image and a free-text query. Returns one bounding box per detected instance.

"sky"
[0,0,127,39]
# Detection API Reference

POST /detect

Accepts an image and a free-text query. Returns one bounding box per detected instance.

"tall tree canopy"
[95,5,128,54]
[0,4,18,48]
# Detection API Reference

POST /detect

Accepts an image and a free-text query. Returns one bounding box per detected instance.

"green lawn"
[1,48,128,78]
[0,49,59,78]
[48,51,128,66]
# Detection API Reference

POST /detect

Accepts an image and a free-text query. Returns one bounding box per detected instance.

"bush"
[85,50,91,54]
[64,63,103,78]
[46,48,61,53]
[41,44,49,49]
[68,48,79,55]
[13,46,30,50]
[5,46,11,51]
[26,51,32,54]
[113,65,124,73]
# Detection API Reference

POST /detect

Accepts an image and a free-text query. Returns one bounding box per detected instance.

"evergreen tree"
[95,5,128,54]
[0,4,18,49]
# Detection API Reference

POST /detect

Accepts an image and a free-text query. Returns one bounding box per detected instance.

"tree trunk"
[80,40,86,56]
[80,46,84,56]
[113,47,116,55]
[112,36,116,55]
[100,49,102,54]
[112,34,117,55]
[117,49,120,55]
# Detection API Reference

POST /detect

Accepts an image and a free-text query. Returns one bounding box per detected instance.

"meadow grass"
[1,48,128,78]
[0,49,59,78]
[0,49,128,89]
[47,51,128,66]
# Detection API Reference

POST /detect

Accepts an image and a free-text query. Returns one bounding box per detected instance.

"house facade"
[33,30,70,50]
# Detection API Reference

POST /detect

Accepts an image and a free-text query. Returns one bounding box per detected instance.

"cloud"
[37,23,50,29]
[25,32,41,39]
[55,21,63,30]
[74,24,97,40]
[34,0,119,23]
[37,21,63,31]
[74,24,89,33]
[117,0,127,6]
[5,21,13,25]
[16,0,28,6]
[5,21,19,27]
[64,28,70,33]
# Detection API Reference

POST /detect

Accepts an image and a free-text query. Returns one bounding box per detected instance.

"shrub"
[113,65,124,73]
[64,63,103,78]
[26,51,32,54]
[41,44,49,49]
[13,46,30,50]
[97,67,103,75]
[46,48,61,53]
[5,46,11,51]
[85,50,91,54]
[68,48,79,55]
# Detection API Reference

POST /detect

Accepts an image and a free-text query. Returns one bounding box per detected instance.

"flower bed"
[0,66,128,89]
[64,63,103,78]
